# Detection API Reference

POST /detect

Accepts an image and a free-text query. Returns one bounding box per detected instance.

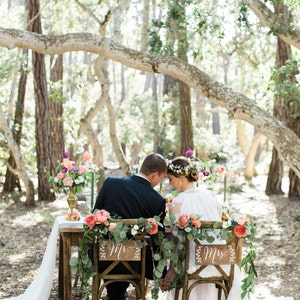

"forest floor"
[0,171,299,300]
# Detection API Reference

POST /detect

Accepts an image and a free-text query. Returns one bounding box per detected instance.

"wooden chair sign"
[195,238,242,265]
[99,239,141,261]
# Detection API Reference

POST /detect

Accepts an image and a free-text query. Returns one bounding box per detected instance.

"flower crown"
[167,149,224,184]
[167,161,199,179]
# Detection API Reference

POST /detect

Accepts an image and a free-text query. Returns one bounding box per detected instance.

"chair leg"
[217,286,222,300]
[174,288,180,300]
[91,275,99,300]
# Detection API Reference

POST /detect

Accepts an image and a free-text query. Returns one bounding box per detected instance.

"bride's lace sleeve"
[169,198,182,216]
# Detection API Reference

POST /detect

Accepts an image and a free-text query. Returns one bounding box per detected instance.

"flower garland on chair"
[69,209,176,300]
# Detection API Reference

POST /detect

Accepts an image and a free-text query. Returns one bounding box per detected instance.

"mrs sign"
[195,238,242,265]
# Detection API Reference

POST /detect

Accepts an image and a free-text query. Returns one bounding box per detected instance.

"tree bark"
[179,80,193,154]
[3,48,28,193]
[49,54,64,176]
[0,104,35,205]
[266,3,300,199]
[176,1,193,155]
[265,147,284,195]
[26,0,54,202]
[249,0,300,50]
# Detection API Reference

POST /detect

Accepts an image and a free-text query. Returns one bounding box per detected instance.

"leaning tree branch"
[248,0,300,50]
[0,27,299,176]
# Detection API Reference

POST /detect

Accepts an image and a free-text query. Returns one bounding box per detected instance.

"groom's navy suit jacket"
[93,174,166,279]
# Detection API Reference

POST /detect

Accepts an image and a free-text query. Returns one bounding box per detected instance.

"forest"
[0,0,299,299]
[0,0,299,204]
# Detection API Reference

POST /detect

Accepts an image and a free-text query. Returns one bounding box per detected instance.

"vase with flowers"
[49,150,96,220]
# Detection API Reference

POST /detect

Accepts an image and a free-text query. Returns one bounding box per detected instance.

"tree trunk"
[26,0,54,201]
[50,55,64,176]
[3,48,28,193]
[179,80,193,154]
[265,4,286,194]
[0,104,35,205]
[287,116,300,200]
[265,147,284,195]
[288,169,300,200]
[266,3,299,197]
[244,133,264,179]
[176,1,193,155]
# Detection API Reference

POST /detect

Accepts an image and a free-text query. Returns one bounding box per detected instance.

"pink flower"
[83,151,92,161]
[177,214,189,229]
[79,166,87,174]
[234,225,247,238]
[192,219,201,228]
[216,166,226,174]
[56,172,64,180]
[108,222,117,232]
[63,177,73,187]
[147,218,158,234]
[84,214,97,229]
[185,149,194,157]
[95,210,110,225]
[236,215,248,225]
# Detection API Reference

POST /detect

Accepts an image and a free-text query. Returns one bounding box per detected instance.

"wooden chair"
[176,221,242,300]
[91,219,147,300]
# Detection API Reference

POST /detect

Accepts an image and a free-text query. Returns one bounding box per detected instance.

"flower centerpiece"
[49,150,96,220]
[70,209,174,300]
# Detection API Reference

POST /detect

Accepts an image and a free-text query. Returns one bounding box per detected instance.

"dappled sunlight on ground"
[0,173,299,299]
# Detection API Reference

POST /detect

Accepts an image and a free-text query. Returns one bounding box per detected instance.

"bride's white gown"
[162,187,242,300]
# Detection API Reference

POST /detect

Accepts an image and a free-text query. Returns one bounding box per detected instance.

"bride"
[160,156,241,300]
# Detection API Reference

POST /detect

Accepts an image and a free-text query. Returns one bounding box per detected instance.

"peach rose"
[192,219,201,228]
[216,166,226,174]
[62,159,74,171]
[234,225,247,238]
[84,214,97,229]
[83,151,92,161]
[177,214,189,229]
[71,214,80,221]
[147,218,159,235]
[95,210,110,225]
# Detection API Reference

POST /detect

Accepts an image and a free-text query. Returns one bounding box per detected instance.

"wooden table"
[58,227,84,300]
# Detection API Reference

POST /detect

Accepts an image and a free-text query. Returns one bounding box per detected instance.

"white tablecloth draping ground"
[4,216,84,300]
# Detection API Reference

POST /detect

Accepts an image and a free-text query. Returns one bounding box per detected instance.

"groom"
[93,153,168,300]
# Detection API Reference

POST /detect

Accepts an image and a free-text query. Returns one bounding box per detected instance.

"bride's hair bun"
[167,157,199,182]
